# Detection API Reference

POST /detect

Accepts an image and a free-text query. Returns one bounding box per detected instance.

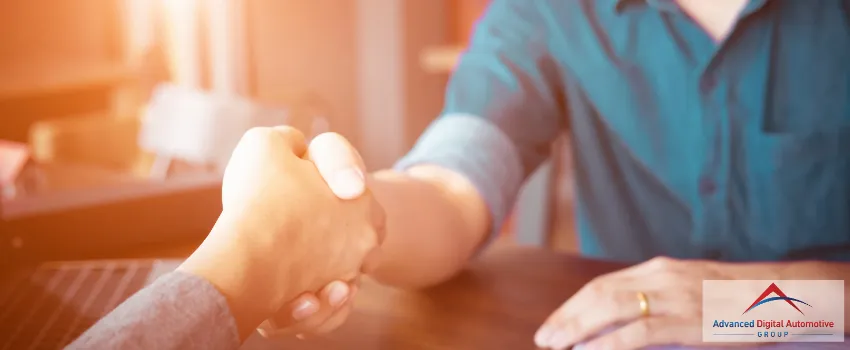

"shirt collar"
[614,0,772,15]
[613,0,679,14]
[741,0,770,16]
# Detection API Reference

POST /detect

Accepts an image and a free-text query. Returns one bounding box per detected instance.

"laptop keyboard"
[0,261,161,350]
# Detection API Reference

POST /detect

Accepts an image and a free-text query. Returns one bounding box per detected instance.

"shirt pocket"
[760,77,850,134]
[760,31,850,134]
[751,56,850,256]
[747,124,850,257]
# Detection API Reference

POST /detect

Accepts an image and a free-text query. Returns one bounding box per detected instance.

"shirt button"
[706,249,722,260]
[699,177,716,195]
[701,74,717,92]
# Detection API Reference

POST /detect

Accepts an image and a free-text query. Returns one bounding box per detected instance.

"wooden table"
[239,243,627,350]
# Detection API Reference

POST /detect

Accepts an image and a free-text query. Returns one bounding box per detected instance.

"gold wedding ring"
[637,291,650,317]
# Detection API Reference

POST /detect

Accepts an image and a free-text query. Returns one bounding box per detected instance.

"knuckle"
[358,233,376,252]
[586,277,608,295]
[561,320,581,337]
[648,256,679,272]
[649,255,671,266]
[574,317,595,335]
[361,229,381,252]
[243,126,273,141]
[614,289,636,307]
[352,220,379,254]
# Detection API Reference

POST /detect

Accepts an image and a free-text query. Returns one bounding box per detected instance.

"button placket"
[698,177,717,195]
[700,73,718,93]
[694,68,728,258]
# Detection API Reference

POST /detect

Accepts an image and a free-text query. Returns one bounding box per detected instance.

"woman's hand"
[256,132,378,339]
[178,127,385,339]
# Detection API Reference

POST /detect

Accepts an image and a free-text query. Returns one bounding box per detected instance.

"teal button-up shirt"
[396,0,850,262]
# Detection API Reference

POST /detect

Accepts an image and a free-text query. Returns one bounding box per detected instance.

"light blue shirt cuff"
[394,114,525,249]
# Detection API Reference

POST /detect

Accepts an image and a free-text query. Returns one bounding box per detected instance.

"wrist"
[722,260,837,281]
[776,260,843,280]
[179,211,295,340]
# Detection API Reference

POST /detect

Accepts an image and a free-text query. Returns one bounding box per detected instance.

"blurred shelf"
[0,60,135,142]
[0,60,132,101]
[419,45,464,73]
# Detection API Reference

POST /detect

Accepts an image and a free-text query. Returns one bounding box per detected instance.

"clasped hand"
[177,126,384,339]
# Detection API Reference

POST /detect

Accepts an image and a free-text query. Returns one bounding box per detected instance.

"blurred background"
[0,0,577,264]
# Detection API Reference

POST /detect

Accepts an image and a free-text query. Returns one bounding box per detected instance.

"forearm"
[178,212,302,340]
[368,116,529,289]
[366,166,490,288]
[68,271,240,350]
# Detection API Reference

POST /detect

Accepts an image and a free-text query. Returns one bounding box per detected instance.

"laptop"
[0,168,222,349]
[0,258,181,349]
[0,84,330,349]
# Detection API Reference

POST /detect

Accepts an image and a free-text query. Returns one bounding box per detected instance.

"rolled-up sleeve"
[395,0,564,240]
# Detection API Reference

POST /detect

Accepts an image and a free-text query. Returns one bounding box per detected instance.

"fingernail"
[328,283,350,306]
[296,333,306,340]
[292,300,318,320]
[548,331,571,350]
[534,325,555,348]
[573,344,586,350]
[330,169,365,199]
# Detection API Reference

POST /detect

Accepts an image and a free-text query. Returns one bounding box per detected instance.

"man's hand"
[533,257,778,350]
[177,126,385,340]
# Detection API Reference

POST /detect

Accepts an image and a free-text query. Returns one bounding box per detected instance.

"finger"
[276,293,320,326]
[262,281,350,335]
[269,125,308,157]
[312,283,359,334]
[535,279,642,349]
[257,292,320,338]
[296,302,354,339]
[290,281,352,333]
[290,281,356,338]
[291,294,321,321]
[553,260,664,323]
[323,280,352,307]
[307,132,366,199]
[580,317,693,350]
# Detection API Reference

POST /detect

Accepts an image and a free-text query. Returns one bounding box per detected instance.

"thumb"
[306,132,366,199]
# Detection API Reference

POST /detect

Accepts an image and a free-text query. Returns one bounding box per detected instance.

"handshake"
[177,126,385,340]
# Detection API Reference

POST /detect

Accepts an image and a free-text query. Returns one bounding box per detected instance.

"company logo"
[703,280,843,343]
[742,283,812,315]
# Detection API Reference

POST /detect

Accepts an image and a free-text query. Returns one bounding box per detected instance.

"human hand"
[255,132,376,339]
[177,126,385,339]
[534,257,768,350]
